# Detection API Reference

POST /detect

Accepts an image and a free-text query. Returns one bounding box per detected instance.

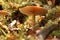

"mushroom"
[19,6,48,28]
[0,10,9,15]
[0,10,9,22]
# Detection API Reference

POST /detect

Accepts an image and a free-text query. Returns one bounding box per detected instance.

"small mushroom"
[19,6,48,28]
[0,10,9,15]
[0,10,9,22]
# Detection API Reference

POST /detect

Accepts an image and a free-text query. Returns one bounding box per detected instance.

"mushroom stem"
[28,15,35,29]
[31,15,35,29]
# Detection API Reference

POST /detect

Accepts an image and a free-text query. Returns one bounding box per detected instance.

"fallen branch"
[37,18,60,40]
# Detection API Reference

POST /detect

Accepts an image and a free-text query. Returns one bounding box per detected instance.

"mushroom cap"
[0,10,9,15]
[19,6,48,16]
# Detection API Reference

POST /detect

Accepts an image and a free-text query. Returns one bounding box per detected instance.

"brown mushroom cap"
[0,10,9,15]
[19,6,48,16]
